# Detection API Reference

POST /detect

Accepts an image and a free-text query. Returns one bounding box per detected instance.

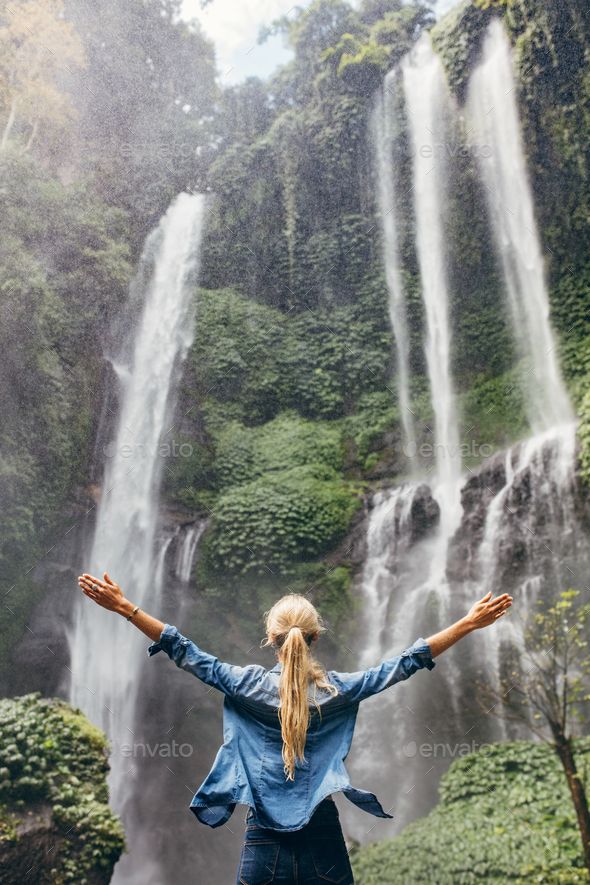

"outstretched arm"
[78,572,164,642]
[77,571,258,696]
[426,591,512,658]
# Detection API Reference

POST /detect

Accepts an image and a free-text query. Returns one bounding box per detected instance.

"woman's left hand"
[78,572,127,614]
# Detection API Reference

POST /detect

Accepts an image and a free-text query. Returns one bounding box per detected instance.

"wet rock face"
[0,803,63,885]
[0,803,116,885]
[446,449,508,584]
[447,432,590,595]
[362,481,440,552]
[408,483,440,543]
[4,489,95,699]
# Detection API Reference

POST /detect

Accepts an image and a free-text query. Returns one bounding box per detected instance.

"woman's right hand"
[465,591,512,630]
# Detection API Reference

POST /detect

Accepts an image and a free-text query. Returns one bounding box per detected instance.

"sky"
[181,0,302,85]
[182,0,459,85]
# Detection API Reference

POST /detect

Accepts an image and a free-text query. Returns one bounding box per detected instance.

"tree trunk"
[0,96,18,151]
[552,728,590,873]
[24,118,39,152]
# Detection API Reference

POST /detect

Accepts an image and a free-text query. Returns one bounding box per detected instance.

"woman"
[77,571,512,884]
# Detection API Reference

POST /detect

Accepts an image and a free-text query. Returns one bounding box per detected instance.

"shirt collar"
[269,662,282,673]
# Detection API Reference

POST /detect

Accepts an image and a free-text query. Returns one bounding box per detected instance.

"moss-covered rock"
[430,1,498,99]
[203,463,361,576]
[0,694,124,884]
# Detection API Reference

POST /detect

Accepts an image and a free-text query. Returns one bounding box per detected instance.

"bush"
[204,464,360,575]
[352,739,590,884]
[0,694,124,881]
[214,412,344,488]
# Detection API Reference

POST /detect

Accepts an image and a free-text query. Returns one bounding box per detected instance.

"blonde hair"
[262,594,338,781]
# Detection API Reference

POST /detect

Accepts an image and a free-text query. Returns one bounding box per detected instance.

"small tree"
[487,590,590,874]
[0,0,85,151]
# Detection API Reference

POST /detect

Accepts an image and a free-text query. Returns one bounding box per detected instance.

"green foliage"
[0,693,125,881]
[204,464,360,575]
[0,153,133,686]
[213,412,344,488]
[328,4,434,96]
[460,367,528,458]
[161,435,217,512]
[475,0,513,8]
[189,286,392,425]
[559,268,590,480]
[283,289,393,417]
[519,590,590,730]
[578,387,590,487]
[189,288,287,422]
[204,0,433,308]
[504,0,590,271]
[551,263,590,382]
[341,391,398,465]
[337,36,390,89]
[352,739,590,883]
[64,0,219,243]
[430,2,498,99]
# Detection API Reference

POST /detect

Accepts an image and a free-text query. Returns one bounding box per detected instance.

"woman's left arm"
[77,571,259,696]
[426,591,512,657]
[78,572,164,642]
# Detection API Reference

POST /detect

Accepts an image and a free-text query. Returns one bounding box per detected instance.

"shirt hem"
[189,783,394,831]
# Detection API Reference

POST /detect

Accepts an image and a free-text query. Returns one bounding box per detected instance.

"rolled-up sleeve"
[335,638,436,704]
[147,624,251,696]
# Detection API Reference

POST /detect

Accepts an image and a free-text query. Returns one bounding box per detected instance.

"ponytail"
[263,593,338,781]
[277,626,310,781]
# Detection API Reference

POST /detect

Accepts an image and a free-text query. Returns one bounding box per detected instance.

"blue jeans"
[236,797,354,884]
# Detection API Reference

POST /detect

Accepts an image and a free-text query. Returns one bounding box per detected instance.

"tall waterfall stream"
[67,193,207,881]
[346,21,586,842]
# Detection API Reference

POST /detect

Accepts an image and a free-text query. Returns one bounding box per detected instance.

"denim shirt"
[147,624,436,831]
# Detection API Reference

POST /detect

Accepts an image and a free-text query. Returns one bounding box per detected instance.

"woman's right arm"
[332,591,512,703]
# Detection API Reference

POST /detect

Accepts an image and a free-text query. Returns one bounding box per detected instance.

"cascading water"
[488,424,577,593]
[402,35,462,531]
[67,193,207,828]
[358,486,426,669]
[348,38,467,839]
[467,20,573,433]
[458,423,580,714]
[371,70,415,458]
[462,19,578,710]
[175,521,206,583]
[350,22,587,842]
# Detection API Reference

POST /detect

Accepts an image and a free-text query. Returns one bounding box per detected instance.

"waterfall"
[67,193,207,818]
[352,22,586,839]
[349,480,459,839]
[348,39,468,839]
[465,19,578,716]
[472,423,579,703]
[175,522,206,584]
[402,35,462,530]
[359,487,424,668]
[371,70,416,458]
[467,20,573,433]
